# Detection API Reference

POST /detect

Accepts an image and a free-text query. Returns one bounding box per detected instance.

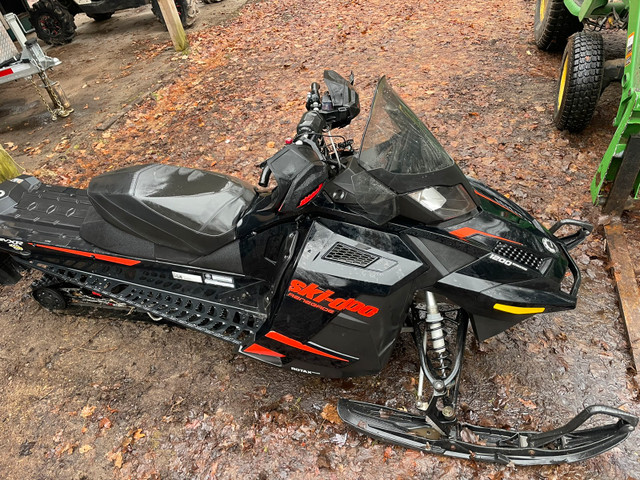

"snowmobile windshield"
[358,77,455,180]
[354,77,477,224]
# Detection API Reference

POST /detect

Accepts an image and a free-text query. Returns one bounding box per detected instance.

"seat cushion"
[86,164,256,255]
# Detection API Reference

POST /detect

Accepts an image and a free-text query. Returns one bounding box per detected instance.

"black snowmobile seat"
[85,164,256,255]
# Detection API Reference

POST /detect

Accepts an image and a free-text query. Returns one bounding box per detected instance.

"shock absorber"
[425,291,448,378]
[416,291,449,410]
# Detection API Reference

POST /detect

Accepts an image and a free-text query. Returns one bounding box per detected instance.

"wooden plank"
[605,220,640,376]
[157,0,189,52]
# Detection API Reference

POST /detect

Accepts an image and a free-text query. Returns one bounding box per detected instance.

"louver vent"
[323,242,380,268]
[494,242,543,270]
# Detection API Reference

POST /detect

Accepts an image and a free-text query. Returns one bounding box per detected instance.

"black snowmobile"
[0,71,636,465]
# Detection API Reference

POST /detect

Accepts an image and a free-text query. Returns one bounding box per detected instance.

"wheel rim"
[557,54,569,108]
[174,0,184,19]
[38,14,61,36]
[34,287,66,309]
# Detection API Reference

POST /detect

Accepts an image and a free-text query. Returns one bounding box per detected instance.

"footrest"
[337,399,637,465]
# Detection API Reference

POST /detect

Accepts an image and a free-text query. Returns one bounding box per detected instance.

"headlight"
[408,185,476,220]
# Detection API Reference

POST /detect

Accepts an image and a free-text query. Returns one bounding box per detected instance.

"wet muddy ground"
[0,0,639,478]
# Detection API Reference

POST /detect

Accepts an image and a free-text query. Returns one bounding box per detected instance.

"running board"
[337,399,638,465]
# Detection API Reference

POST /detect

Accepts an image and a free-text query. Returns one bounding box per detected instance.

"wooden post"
[156,0,189,52]
[0,145,22,182]
[605,220,640,377]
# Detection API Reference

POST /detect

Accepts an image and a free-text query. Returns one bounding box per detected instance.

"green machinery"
[535,0,640,214]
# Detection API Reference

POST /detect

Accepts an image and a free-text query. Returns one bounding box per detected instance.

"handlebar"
[306,82,321,110]
[259,165,272,188]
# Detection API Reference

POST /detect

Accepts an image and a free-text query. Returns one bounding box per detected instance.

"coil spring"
[425,314,452,379]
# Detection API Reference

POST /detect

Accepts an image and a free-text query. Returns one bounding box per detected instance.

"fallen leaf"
[99,417,112,429]
[79,445,93,454]
[518,398,537,409]
[321,403,342,424]
[114,451,123,468]
[80,405,96,418]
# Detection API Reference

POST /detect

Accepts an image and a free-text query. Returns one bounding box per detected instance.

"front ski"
[338,399,638,465]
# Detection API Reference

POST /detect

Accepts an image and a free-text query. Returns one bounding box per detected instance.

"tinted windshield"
[358,77,454,174]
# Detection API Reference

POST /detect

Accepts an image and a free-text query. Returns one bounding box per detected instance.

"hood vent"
[323,242,380,268]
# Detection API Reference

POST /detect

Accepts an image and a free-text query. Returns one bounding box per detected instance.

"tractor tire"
[152,0,198,29]
[30,0,76,46]
[534,0,582,51]
[553,31,604,133]
[87,12,114,21]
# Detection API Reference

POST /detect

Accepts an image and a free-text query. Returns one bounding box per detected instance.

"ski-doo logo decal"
[450,227,522,246]
[287,279,379,317]
[542,238,559,254]
[34,244,141,266]
[0,238,24,251]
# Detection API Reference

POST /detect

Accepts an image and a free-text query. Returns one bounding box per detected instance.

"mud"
[0,0,639,478]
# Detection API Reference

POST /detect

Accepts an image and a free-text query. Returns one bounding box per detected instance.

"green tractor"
[535,0,639,214]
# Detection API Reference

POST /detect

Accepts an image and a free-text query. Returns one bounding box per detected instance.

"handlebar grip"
[297,110,326,136]
[306,82,322,110]
[310,82,320,98]
[259,165,272,187]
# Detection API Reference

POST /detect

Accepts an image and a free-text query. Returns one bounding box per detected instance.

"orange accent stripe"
[449,227,522,245]
[244,343,285,358]
[473,189,520,217]
[265,331,348,362]
[35,244,141,266]
[298,183,324,208]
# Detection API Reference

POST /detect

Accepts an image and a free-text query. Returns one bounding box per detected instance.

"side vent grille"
[323,242,379,268]
[494,242,543,270]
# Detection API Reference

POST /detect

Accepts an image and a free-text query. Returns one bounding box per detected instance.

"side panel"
[250,220,424,377]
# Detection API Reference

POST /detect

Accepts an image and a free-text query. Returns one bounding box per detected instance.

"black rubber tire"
[534,0,582,51]
[87,12,114,21]
[30,0,76,46]
[151,0,198,28]
[553,31,605,133]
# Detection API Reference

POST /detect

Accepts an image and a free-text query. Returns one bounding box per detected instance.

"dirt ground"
[0,0,248,170]
[0,0,639,478]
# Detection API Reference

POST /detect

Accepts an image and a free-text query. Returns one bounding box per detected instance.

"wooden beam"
[156,0,189,52]
[605,220,640,376]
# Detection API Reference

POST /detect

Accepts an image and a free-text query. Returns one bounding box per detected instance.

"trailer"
[0,12,72,119]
